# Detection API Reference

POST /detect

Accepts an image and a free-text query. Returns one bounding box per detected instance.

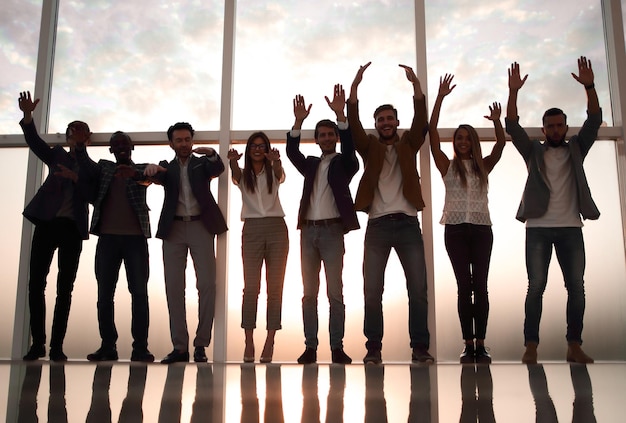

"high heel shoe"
[260,344,274,363]
[243,343,255,363]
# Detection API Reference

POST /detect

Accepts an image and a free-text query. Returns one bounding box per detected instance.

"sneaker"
[297,347,317,364]
[131,349,155,362]
[49,349,68,362]
[87,346,119,362]
[475,345,492,364]
[363,349,382,365]
[412,345,434,364]
[566,343,594,364]
[522,342,538,364]
[331,348,352,364]
[459,344,475,364]
[23,344,45,361]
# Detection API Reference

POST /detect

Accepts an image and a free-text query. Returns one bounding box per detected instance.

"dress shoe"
[161,349,189,364]
[412,345,435,364]
[459,344,475,364]
[87,346,119,361]
[131,349,155,362]
[297,347,317,364]
[567,343,594,364]
[49,348,68,362]
[23,344,45,361]
[331,348,352,364]
[522,342,538,364]
[475,345,492,364]
[363,348,382,364]
[194,346,208,363]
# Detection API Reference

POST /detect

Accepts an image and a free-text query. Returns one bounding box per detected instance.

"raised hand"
[352,62,371,88]
[438,74,456,98]
[399,64,423,97]
[571,56,594,87]
[324,84,346,116]
[227,148,242,161]
[293,95,312,123]
[265,147,281,162]
[18,91,40,114]
[508,62,528,91]
[193,146,216,156]
[484,102,502,121]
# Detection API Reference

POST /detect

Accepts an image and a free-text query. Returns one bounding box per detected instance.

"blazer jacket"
[20,119,89,240]
[286,126,360,234]
[155,153,228,239]
[506,110,603,222]
[76,148,151,238]
[347,97,429,213]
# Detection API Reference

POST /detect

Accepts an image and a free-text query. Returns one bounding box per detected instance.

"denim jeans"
[363,214,429,350]
[95,234,149,351]
[300,222,346,350]
[524,227,586,345]
[28,218,82,349]
[444,223,493,340]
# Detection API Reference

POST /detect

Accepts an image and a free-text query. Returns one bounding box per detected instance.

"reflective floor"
[1,360,624,422]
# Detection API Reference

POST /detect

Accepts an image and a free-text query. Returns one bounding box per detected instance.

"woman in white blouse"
[429,74,505,363]
[228,132,289,363]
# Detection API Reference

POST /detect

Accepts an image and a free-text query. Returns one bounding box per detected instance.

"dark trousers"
[444,223,493,340]
[28,218,83,349]
[95,234,149,351]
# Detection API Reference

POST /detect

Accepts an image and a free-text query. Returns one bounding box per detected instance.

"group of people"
[17,55,600,365]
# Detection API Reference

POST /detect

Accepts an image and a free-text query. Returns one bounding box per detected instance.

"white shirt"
[235,167,285,220]
[369,144,416,219]
[175,157,202,217]
[440,161,491,225]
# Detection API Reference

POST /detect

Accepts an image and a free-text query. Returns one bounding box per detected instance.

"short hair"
[65,121,90,140]
[314,119,339,139]
[373,104,398,120]
[109,131,132,146]
[167,122,195,141]
[542,108,567,125]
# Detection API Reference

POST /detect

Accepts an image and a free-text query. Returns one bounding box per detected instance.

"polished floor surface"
[1,360,624,422]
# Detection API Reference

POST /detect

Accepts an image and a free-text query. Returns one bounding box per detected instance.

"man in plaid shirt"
[76,131,156,362]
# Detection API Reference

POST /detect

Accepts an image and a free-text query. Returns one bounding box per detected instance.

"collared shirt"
[175,157,202,217]
[369,144,416,219]
[306,152,340,220]
[235,167,285,220]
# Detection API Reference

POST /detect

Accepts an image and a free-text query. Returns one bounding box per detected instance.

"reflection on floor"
[1,361,625,422]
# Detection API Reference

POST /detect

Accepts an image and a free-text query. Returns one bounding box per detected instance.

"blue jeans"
[363,214,429,350]
[300,222,346,350]
[95,234,149,351]
[524,227,586,345]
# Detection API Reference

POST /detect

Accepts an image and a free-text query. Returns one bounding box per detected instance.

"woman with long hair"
[430,74,505,363]
[228,132,289,363]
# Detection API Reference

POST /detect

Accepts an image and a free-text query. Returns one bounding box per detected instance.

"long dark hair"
[242,131,274,194]
[451,124,488,191]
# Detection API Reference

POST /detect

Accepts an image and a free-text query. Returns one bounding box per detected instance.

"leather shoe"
[161,349,189,364]
[412,345,435,364]
[363,349,382,364]
[49,349,68,362]
[475,345,492,364]
[87,346,119,361]
[23,344,45,361]
[332,348,352,364]
[297,348,317,364]
[131,349,155,362]
[194,346,208,363]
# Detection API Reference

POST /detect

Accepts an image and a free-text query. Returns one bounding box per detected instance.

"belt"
[373,213,411,221]
[174,215,201,222]
[302,218,342,227]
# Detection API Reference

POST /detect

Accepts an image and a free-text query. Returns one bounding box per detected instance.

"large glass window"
[49,1,224,134]
[0,0,42,134]
[425,0,611,128]
[233,0,417,130]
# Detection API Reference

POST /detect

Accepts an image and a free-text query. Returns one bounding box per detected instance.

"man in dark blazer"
[76,131,155,362]
[286,85,360,365]
[144,122,227,363]
[18,91,91,361]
